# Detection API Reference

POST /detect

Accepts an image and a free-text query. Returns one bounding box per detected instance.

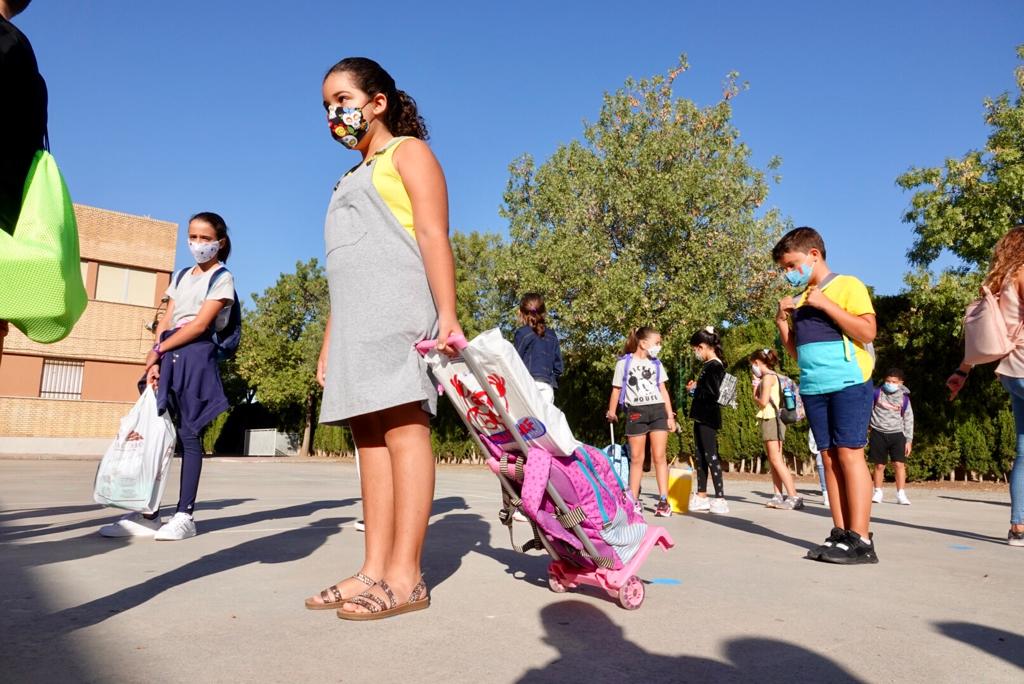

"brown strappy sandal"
[304,572,377,610]
[336,579,430,621]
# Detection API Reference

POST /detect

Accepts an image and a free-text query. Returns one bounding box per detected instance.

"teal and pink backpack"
[487,438,647,570]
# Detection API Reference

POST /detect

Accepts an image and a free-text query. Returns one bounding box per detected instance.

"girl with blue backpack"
[99,211,238,541]
[606,326,676,517]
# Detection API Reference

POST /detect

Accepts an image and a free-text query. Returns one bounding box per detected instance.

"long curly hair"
[323,57,428,140]
[519,293,547,338]
[983,224,1024,292]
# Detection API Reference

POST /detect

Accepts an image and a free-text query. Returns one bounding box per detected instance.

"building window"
[95,264,157,307]
[40,359,84,400]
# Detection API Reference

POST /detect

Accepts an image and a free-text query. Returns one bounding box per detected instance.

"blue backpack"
[173,266,241,361]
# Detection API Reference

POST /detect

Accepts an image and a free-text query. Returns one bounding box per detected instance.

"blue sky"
[17,0,1023,304]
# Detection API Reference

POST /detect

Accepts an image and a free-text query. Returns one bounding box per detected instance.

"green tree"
[898,45,1024,269]
[886,45,1024,481]
[235,259,329,456]
[499,55,785,367]
[452,231,513,338]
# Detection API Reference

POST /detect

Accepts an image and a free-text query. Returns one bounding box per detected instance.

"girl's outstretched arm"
[396,139,462,353]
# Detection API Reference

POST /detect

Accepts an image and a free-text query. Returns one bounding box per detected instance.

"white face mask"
[189,240,220,264]
[648,344,662,358]
[751,365,763,378]
[693,349,704,362]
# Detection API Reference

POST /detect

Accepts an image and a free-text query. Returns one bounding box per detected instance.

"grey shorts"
[625,403,669,436]
[760,418,786,443]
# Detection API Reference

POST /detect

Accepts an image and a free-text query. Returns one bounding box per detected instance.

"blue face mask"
[882,382,900,394]
[784,260,815,288]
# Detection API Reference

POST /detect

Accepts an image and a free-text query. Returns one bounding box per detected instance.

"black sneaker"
[818,530,879,565]
[805,527,847,560]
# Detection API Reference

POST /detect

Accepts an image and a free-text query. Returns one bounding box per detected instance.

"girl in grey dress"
[304,57,463,621]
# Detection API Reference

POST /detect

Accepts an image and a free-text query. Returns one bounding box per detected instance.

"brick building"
[0,205,177,454]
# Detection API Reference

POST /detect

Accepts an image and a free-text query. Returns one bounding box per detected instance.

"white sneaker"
[689,496,711,513]
[354,521,366,532]
[709,497,729,514]
[896,490,911,506]
[822,492,830,508]
[99,512,161,538]
[872,488,884,504]
[154,512,197,541]
[512,510,529,523]
[765,494,785,508]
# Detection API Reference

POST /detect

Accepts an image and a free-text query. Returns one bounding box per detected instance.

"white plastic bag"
[93,387,175,513]
[425,328,579,456]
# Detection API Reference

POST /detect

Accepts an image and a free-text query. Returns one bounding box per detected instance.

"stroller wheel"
[617,575,645,610]
[547,575,568,594]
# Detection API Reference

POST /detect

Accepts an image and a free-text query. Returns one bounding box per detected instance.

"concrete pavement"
[0,458,1021,683]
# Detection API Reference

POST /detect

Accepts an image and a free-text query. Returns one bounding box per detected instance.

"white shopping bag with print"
[93,386,175,513]
[424,328,579,456]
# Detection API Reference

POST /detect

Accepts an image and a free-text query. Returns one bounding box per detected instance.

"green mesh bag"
[0,150,87,343]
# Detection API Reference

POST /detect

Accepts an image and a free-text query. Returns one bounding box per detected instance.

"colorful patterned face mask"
[327,103,370,149]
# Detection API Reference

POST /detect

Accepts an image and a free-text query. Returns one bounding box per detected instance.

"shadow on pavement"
[199,498,357,533]
[0,498,256,542]
[423,512,549,590]
[0,520,102,680]
[934,621,1024,669]
[32,517,351,638]
[517,601,865,683]
[868,515,1007,546]
[432,495,472,517]
[937,496,1010,507]
[3,499,348,569]
[686,510,818,551]
[0,503,110,524]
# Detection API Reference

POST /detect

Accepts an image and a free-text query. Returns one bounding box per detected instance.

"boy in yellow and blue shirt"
[774,227,879,564]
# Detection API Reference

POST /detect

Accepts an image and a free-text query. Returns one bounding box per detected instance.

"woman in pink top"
[947,225,1024,546]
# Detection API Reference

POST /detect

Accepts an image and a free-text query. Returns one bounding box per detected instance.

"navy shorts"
[802,380,873,451]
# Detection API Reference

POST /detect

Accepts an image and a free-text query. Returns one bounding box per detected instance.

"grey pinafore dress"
[319,137,439,424]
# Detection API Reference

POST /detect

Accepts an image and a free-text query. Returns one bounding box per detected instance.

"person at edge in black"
[0,0,48,360]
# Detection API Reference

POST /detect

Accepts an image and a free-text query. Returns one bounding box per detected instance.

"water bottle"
[783,385,796,411]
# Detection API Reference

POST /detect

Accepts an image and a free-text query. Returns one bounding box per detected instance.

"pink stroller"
[418,333,674,609]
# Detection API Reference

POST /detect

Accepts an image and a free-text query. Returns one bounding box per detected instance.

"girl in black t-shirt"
[686,327,728,514]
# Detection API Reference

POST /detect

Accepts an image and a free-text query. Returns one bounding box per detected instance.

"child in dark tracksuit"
[686,327,729,514]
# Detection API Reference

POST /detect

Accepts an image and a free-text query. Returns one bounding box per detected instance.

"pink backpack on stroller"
[487,440,646,570]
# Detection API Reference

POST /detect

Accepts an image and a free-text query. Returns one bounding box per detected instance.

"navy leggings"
[175,428,203,515]
[144,426,203,518]
[694,422,724,497]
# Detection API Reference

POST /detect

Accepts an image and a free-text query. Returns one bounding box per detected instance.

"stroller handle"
[414,334,469,356]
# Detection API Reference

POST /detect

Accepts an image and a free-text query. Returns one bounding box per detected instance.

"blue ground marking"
[645,578,681,585]
[948,544,974,551]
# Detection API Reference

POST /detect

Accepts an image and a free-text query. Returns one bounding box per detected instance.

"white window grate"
[40,359,84,400]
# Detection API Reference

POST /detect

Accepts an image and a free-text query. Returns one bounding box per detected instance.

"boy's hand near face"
[804,285,829,310]
[776,296,796,321]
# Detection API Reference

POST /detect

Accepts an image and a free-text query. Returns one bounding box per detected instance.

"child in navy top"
[513,293,563,404]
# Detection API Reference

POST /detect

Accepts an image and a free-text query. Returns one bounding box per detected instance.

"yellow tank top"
[371,136,415,240]
[755,374,781,419]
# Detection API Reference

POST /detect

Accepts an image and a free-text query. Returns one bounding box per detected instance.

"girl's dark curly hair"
[324,57,428,140]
